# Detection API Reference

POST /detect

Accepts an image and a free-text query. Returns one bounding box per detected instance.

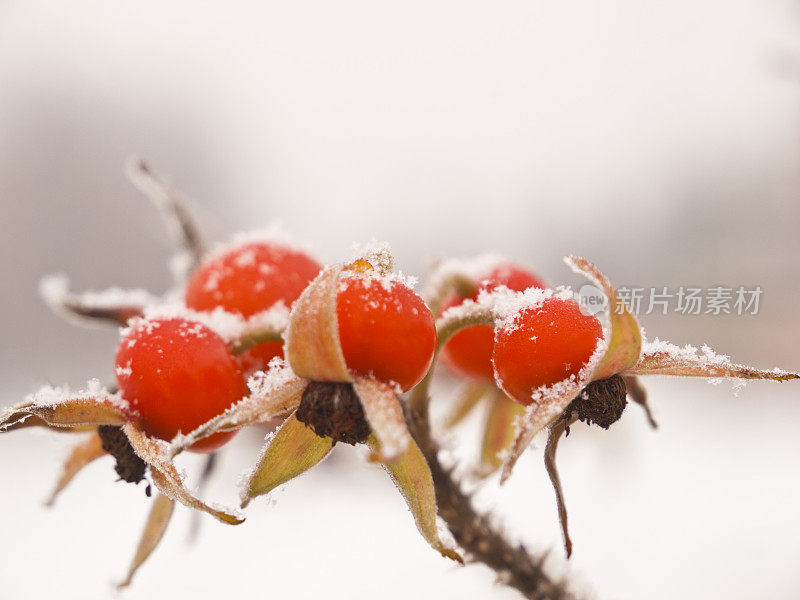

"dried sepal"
[229,322,286,356]
[241,412,334,507]
[174,368,307,452]
[622,375,657,429]
[478,391,526,477]
[118,493,175,589]
[443,382,490,429]
[627,346,800,382]
[125,156,205,282]
[369,434,463,564]
[499,377,584,484]
[1,395,128,432]
[46,431,106,506]
[565,255,642,380]
[543,416,577,558]
[284,264,351,382]
[122,423,243,525]
[353,378,410,462]
[435,301,495,350]
[39,274,151,327]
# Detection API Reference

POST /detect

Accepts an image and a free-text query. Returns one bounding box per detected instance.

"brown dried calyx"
[97,425,148,486]
[295,382,371,445]
[569,374,628,429]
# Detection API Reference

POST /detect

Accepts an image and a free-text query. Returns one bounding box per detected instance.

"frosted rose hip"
[336,273,436,391]
[441,262,546,381]
[492,297,602,405]
[115,318,248,452]
[186,240,321,370]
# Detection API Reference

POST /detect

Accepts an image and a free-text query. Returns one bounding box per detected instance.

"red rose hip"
[185,240,322,370]
[115,318,248,452]
[492,297,603,405]
[336,271,436,391]
[442,263,546,381]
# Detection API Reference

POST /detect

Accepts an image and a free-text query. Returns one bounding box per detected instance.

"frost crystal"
[247,358,296,397]
[351,240,394,275]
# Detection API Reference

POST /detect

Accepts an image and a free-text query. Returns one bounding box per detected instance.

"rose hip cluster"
[1,161,797,590]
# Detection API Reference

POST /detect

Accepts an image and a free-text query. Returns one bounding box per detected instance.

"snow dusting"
[26,379,129,411]
[39,274,158,311]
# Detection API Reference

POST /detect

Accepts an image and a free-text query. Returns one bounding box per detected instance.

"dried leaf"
[284,265,351,382]
[627,349,800,381]
[479,392,526,477]
[46,431,106,506]
[370,434,463,564]
[122,423,243,525]
[565,255,642,380]
[353,378,410,462]
[241,412,334,507]
[118,493,175,589]
[443,382,490,429]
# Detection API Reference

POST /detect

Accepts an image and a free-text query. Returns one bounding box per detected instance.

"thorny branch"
[405,400,576,600]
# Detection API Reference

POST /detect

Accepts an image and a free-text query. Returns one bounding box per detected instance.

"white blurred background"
[1,1,800,598]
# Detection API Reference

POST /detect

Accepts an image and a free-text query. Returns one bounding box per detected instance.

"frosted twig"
[125,156,206,283]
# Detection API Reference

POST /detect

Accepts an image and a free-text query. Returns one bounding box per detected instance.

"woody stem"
[405,399,578,600]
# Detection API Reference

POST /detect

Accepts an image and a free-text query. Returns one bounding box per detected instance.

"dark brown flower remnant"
[295,382,371,445]
[569,374,627,429]
[97,425,147,484]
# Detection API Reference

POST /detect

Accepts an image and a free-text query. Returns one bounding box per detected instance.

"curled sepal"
[544,416,577,558]
[499,377,584,484]
[229,320,287,356]
[284,265,351,382]
[241,412,334,507]
[369,434,464,564]
[443,382,490,429]
[435,302,495,350]
[175,369,307,452]
[118,493,175,589]
[565,255,642,380]
[478,391,526,477]
[626,344,800,382]
[1,392,128,432]
[353,378,410,462]
[122,423,244,525]
[46,431,106,506]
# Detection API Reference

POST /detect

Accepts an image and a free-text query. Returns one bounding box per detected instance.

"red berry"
[115,318,248,452]
[441,263,546,381]
[185,240,321,370]
[492,297,603,405]
[336,271,436,391]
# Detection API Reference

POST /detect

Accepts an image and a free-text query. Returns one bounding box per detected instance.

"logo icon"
[577,284,607,316]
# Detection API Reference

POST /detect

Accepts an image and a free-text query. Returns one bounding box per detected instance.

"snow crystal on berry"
[204,226,318,265]
[351,240,394,275]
